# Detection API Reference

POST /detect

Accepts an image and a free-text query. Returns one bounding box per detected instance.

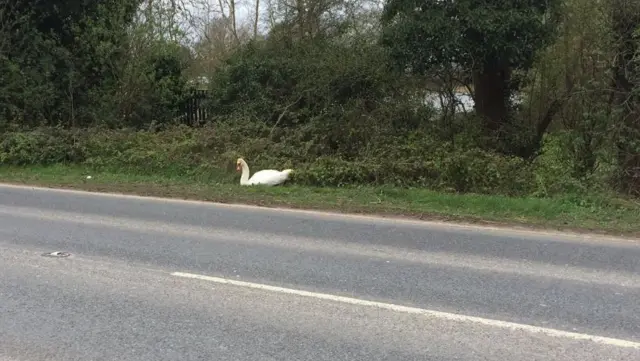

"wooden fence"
[181,89,209,125]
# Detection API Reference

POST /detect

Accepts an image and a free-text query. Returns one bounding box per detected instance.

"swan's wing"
[248,169,290,186]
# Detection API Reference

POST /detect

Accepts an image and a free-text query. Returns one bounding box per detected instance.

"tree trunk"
[472,64,511,134]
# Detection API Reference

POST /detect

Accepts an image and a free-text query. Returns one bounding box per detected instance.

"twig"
[269,94,304,138]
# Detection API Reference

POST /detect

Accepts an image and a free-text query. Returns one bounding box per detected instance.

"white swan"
[236,158,293,186]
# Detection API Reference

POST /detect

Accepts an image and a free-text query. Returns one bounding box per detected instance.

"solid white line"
[171,271,640,350]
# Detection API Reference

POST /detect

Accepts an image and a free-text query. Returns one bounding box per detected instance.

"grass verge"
[0,165,639,237]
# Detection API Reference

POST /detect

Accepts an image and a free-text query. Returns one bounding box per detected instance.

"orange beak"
[236,164,241,172]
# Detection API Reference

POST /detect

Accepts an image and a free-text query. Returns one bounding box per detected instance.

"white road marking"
[171,271,640,350]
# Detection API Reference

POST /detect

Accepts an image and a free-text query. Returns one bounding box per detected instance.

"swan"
[236,158,293,186]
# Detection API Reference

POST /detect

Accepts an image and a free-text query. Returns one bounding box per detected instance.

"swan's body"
[236,158,292,186]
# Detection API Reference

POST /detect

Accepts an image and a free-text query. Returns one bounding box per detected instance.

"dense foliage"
[1,0,639,197]
[381,0,559,149]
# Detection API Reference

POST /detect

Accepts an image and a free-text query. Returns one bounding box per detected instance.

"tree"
[609,0,640,194]
[380,0,560,140]
[0,0,142,127]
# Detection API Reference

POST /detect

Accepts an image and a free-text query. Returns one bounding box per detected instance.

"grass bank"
[1,165,638,237]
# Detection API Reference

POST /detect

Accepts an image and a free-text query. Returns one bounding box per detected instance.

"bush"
[0,128,86,165]
[205,37,419,132]
[0,123,544,196]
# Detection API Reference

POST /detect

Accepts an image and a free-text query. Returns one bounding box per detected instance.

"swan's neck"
[240,161,251,185]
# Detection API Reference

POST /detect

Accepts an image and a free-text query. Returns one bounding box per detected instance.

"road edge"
[0,182,638,245]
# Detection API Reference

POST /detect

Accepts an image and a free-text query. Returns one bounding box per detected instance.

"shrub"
[0,124,542,196]
[0,128,86,165]
[530,132,591,197]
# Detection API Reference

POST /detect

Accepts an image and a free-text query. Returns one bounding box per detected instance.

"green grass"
[1,164,639,237]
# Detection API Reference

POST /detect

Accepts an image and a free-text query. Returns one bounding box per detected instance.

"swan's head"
[236,158,245,172]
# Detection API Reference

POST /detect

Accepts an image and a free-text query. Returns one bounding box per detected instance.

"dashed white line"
[171,271,640,350]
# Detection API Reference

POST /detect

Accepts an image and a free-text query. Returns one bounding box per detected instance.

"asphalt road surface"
[0,183,638,361]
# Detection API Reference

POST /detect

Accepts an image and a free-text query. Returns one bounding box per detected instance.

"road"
[0,184,638,360]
